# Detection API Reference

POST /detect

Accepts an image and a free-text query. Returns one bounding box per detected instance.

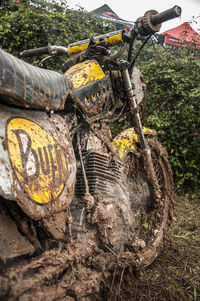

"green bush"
[0,1,199,191]
[137,44,200,191]
[0,0,115,69]
[111,42,200,191]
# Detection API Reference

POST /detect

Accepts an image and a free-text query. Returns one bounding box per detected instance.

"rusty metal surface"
[0,104,76,220]
[0,48,72,111]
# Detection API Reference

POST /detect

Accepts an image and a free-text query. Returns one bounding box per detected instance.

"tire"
[125,138,173,268]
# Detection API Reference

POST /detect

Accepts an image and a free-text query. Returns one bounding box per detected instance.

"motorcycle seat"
[0,48,72,111]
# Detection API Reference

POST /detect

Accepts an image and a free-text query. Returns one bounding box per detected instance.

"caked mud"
[0,137,173,301]
[0,17,177,298]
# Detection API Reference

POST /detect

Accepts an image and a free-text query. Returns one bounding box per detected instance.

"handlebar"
[20,46,49,57]
[20,31,123,58]
[20,44,68,58]
[151,6,181,26]
[137,5,182,35]
[20,6,181,58]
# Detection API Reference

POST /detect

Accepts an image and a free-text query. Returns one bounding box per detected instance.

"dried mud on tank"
[105,194,200,301]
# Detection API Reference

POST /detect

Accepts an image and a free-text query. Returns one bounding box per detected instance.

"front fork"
[121,66,161,200]
[121,67,147,149]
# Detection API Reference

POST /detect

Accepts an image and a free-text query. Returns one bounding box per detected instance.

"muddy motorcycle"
[0,6,181,300]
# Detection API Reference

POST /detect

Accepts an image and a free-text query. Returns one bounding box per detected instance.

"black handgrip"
[20,46,49,57]
[138,6,182,35]
[151,6,181,26]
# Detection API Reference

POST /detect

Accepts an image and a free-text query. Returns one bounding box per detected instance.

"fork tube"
[121,67,161,199]
[121,67,147,149]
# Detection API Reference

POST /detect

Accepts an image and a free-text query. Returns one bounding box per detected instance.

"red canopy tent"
[161,22,200,48]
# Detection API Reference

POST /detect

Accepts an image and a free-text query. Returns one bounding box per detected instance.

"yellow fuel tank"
[65,59,105,88]
[65,59,113,111]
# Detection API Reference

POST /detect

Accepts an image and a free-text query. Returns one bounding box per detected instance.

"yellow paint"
[67,43,89,56]
[112,127,156,159]
[105,33,123,45]
[65,60,105,89]
[67,33,123,56]
[7,118,68,204]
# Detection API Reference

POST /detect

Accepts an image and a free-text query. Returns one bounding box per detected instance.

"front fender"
[0,104,76,220]
[112,127,156,160]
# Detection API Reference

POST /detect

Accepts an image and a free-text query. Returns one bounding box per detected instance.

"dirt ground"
[1,193,199,301]
[105,193,200,301]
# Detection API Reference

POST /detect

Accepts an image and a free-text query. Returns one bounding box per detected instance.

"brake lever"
[39,54,55,67]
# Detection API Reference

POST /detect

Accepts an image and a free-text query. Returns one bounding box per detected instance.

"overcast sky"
[65,0,200,33]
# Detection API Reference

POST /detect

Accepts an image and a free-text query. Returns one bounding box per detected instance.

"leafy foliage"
[111,41,200,191]
[0,1,199,191]
[137,43,200,191]
[0,0,114,68]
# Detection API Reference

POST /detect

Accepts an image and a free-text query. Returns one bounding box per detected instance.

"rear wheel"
[125,138,173,267]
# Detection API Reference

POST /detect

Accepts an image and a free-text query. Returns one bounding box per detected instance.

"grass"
[111,193,200,300]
